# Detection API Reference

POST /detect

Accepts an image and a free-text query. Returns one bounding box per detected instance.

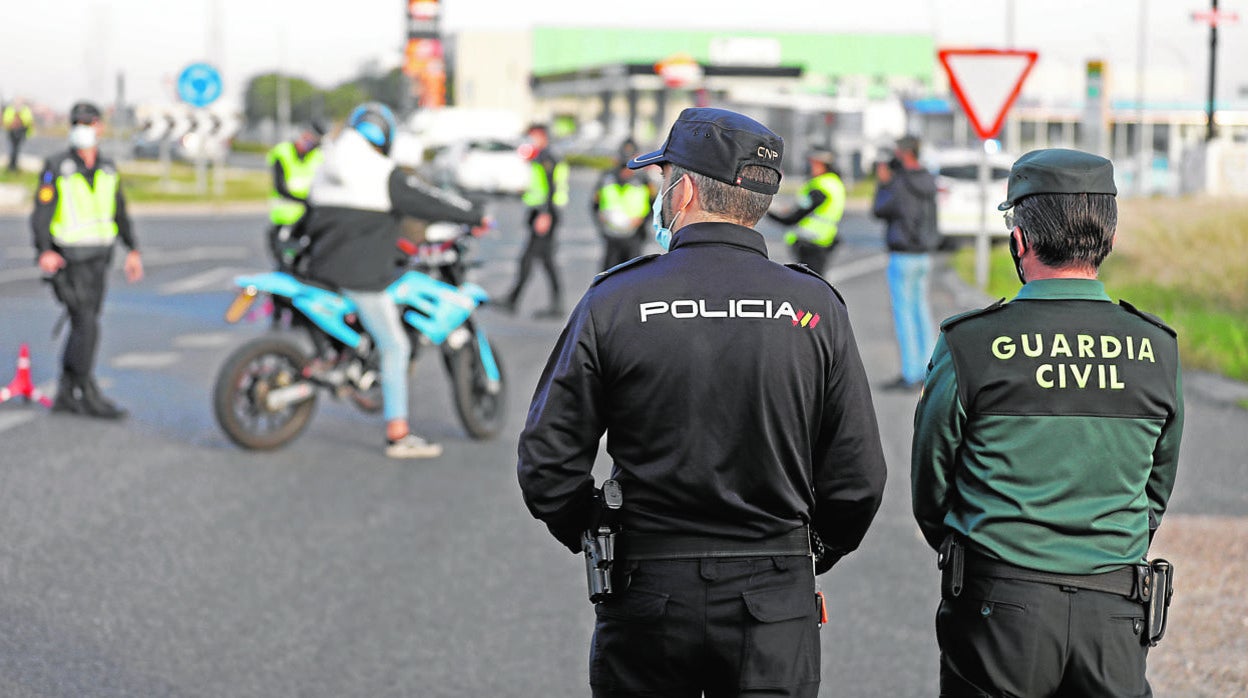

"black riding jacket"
[517,222,888,562]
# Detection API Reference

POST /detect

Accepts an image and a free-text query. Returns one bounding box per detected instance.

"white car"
[925,149,1016,240]
[432,139,530,196]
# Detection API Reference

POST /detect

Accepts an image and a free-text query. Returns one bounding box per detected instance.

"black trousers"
[507,210,562,308]
[791,240,837,276]
[600,231,644,272]
[50,255,111,379]
[937,576,1150,697]
[591,556,820,698]
[7,130,25,171]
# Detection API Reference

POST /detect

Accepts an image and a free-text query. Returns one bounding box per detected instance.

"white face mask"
[69,124,98,150]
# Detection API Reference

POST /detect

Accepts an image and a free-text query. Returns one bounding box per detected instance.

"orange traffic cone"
[0,344,53,408]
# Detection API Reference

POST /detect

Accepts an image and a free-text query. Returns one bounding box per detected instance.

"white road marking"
[109,352,181,369]
[824,254,890,284]
[0,411,37,434]
[158,267,259,295]
[173,332,235,349]
[0,267,41,285]
[142,246,252,267]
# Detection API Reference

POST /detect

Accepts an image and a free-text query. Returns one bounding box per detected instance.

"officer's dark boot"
[51,374,88,415]
[79,376,127,420]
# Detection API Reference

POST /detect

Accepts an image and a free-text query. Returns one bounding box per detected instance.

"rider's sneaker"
[385,433,443,459]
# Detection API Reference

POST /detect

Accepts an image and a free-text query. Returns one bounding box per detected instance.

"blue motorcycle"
[213,230,505,450]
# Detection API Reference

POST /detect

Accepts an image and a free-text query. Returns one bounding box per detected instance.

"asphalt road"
[0,173,1243,697]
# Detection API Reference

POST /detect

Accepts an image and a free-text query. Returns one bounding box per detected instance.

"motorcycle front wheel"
[213,336,318,450]
[447,336,506,440]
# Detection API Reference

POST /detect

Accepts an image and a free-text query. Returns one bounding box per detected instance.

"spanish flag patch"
[37,185,54,204]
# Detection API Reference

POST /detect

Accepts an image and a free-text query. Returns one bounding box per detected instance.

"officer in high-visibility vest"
[3,98,35,172]
[266,120,327,269]
[766,149,847,275]
[501,123,569,319]
[31,101,143,419]
[591,156,653,271]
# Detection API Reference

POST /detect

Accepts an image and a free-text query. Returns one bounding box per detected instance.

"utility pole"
[1206,0,1218,141]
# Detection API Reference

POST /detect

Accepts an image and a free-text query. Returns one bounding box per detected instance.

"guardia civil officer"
[912,148,1184,697]
[32,101,143,419]
[518,107,887,698]
[765,148,847,275]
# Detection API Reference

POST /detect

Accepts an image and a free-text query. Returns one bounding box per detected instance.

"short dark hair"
[1012,193,1117,270]
[897,135,921,158]
[669,164,776,227]
[527,123,549,137]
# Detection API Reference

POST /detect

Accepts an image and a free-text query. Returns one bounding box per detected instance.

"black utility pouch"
[1144,559,1174,646]
[937,534,965,599]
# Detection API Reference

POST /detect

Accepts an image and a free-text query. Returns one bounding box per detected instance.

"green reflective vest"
[597,179,650,237]
[786,172,846,247]
[267,142,323,225]
[50,167,119,247]
[523,159,569,208]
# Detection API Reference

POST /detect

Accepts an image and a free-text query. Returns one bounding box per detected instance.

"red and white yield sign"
[938,48,1039,140]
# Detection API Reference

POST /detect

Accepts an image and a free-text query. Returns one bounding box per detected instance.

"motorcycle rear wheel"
[213,336,318,450]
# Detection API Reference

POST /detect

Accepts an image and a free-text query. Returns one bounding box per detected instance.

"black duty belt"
[618,528,811,561]
[965,549,1142,598]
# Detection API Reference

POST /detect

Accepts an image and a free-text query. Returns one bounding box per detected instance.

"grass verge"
[952,195,1248,384]
[1,162,268,206]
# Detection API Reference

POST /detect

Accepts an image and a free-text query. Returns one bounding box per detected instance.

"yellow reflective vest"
[785,172,846,248]
[267,142,323,225]
[49,167,119,247]
[597,178,650,237]
[3,105,34,132]
[523,156,569,209]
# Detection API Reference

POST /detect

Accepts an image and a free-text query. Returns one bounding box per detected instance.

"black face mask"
[1009,232,1026,284]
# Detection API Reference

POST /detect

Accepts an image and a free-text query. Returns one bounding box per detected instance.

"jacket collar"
[1015,278,1111,301]
[669,221,769,257]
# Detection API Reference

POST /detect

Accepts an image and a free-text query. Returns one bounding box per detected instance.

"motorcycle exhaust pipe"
[264,381,316,411]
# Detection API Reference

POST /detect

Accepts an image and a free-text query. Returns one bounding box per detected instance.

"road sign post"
[938,48,1038,290]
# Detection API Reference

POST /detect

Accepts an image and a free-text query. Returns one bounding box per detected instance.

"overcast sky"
[0,0,1241,111]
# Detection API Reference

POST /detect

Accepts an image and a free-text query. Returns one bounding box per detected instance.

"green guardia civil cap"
[998,148,1117,210]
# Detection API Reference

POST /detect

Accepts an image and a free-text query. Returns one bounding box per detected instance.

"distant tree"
[323,84,370,120]
[243,73,320,124]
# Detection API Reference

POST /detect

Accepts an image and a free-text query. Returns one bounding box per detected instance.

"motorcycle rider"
[302,102,489,459]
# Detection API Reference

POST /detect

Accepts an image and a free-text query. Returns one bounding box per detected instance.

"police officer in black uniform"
[517,108,888,698]
[912,149,1184,697]
[32,101,143,419]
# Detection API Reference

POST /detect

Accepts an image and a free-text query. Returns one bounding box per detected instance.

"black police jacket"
[517,221,887,562]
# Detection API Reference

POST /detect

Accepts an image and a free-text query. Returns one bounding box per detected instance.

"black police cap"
[69,101,102,124]
[627,107,783,195]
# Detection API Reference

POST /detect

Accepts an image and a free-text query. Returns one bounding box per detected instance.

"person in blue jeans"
[872,135,940,390]
[303,103,488,458]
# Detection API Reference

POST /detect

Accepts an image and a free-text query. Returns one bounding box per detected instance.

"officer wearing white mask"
[31,100,143,419]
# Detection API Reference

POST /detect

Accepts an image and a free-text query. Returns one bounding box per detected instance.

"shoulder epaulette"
[784,262,845,305]
[1118,299,1177,337]
[591,254,660,286]
[940,298,1007,331]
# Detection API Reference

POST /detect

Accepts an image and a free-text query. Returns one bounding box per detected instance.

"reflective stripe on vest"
[49,169,119,247]
[793,173,846,247]
[523,160,570,208]
[267,142,323,225]
[598,180,650,236]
